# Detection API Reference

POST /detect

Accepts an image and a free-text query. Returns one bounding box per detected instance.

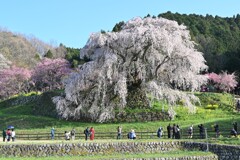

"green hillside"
[0,92,239,135]
[0,12,240,136]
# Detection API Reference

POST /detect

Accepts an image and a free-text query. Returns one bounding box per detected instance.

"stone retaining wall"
[0,141,239,159]
[124,156,217,160]
[183,142,240,160]
[0,142,181,157]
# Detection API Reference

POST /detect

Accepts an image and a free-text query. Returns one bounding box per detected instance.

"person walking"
[117,126,122,139]
[2,129,6,142]
[236,100,240,112]
[167,124,172,139]
[65,131,70,140]
[157,127,163,139]
[230,127,237,137]
[233,122,238,134]
[11,129,15,142]
[71,128,76,140]
[6,129,11,142]
[172,124,176,139]
[89,127,95,140]
[84,127,89,140]
[214,123,220,138]
[129,129,136,140]
[176,125,181,139]
[132,129,136,139]
[198,124,205,139]
[51,127,55,140]
[188,125,193,139]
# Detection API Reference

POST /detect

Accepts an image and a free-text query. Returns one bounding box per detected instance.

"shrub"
[205,104,219,110]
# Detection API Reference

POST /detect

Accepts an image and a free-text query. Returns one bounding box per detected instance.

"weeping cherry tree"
[53,17,208,122]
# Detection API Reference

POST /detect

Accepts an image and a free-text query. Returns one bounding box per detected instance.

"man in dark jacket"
[84,127,89,140]
[198,124,205,139]
[167,124,172,139]
[172,124,176,139]
[214,123,220,138]
[2,129,6,142]
[233,122,238,134]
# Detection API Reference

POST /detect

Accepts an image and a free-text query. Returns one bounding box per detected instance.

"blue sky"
[0,0,239,48]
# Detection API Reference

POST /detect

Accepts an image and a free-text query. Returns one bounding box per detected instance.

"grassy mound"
[0,92,239,136]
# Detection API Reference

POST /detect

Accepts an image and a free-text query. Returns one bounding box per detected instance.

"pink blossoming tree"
[0,66,31,99]
[207,71,237,92]
[31,58,72,91]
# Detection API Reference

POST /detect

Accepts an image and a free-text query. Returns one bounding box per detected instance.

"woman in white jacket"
[11,129,15,142]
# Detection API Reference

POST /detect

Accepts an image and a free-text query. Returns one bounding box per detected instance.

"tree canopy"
[32,58,72,91]
[207,71,237,92]
[54,17,208,122]
[0,66,31,99]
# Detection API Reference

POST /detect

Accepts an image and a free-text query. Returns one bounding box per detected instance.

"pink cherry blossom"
[31,58,72,91]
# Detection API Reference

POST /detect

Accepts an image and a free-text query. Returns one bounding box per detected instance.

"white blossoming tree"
[53,17,208,122]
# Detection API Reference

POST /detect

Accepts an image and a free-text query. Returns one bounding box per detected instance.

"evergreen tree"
[45,50,53,58]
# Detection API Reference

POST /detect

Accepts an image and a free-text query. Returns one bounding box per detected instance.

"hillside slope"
[0,31,42,68]
[0,30,67,68]
[0,92,239,134]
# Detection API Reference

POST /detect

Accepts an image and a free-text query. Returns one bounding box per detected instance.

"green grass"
[0,92,239,139]
[0,92,238,159]
[0,151,215,160]
[208,137,240,145]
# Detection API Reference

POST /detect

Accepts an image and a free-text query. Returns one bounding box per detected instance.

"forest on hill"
[160,12,240,74]
[113,12,240,75]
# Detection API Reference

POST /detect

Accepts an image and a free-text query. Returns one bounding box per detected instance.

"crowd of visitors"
[121,122,238,140]
[2,122,238,142]
[163,122,238,139]
[49,126,95,141]
[2,128,15,142]
[118,122,236,140]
